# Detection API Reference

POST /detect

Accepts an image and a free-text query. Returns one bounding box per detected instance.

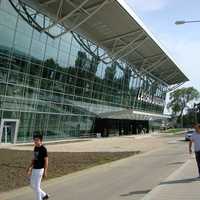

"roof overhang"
[19,0,189,85]
[70,100,169,120]
[98,109,170,120]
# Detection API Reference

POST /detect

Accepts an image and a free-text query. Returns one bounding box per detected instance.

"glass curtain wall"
[0,0,167,142]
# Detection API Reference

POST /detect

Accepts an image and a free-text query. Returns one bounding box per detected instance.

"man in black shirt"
[27,134,49,200]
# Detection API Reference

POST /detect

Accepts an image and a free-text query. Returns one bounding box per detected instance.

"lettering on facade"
[138,92,165,106]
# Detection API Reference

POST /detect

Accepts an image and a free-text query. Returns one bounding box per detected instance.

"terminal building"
[0,0,188,143]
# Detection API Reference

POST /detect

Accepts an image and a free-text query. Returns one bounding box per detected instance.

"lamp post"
[175,20,200,25]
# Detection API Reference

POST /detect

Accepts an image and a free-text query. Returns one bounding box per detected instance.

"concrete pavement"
[142,156,200,200]
[6,134,170,152]
[0,137,189,200]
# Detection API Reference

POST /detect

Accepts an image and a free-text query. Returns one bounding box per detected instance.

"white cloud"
[126,0,169,12]
[159,33,200,92]
[162,36,200,114]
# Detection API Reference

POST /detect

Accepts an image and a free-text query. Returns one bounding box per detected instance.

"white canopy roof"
[21,0,189,85]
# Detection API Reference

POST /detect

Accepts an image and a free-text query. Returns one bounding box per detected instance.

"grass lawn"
[0,149,140,192]
[162,128,185,136]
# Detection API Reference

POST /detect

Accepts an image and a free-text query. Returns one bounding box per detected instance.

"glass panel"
[0,24,15,48]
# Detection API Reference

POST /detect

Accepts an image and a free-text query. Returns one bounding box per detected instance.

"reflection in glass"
[0,0,167,142]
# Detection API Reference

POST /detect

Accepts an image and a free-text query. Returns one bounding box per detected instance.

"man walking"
[27,134,50,200]
[189,124,200,178]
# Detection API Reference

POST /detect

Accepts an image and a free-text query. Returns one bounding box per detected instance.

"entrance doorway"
[0,119,20,144]
[94,118,149,137]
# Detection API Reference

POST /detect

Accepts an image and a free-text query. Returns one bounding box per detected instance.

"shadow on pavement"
[167,161,185,165]
[120,189,151,196]
[179,139,188,142]
[160,177,200,185]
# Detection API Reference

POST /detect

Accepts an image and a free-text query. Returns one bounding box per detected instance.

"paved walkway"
[0,138,189,200]
[4,133,171,152]
[142,156,200,200]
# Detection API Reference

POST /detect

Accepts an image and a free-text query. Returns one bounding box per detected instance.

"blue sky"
[125,0,200,92]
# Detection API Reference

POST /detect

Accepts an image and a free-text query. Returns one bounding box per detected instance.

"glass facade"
[0,0,167,143]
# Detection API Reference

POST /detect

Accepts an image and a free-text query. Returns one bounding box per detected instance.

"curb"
[141,159,192,200]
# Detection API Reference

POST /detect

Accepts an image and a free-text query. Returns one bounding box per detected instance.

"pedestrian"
[27,133,50,200]
[189,124,200,178]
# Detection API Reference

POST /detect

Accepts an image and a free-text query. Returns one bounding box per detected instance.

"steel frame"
[165,71,180,82]
[53,0,110,38]
[41,0,90,33]
[146,57,167,72]
[101,31,150,66]
[8,0,178,89]
[9,0,111,64]
[40,0,57,5]
[167,82,185,92]
[101,29,141,44]
[72,32,109,64]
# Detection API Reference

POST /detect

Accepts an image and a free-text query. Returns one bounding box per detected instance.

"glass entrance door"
[2,125,12,143]
[0,119,19,144]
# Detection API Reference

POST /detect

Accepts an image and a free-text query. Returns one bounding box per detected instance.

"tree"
[75,51,87,69]
[104,61,117,81]
[167,87,200,127]
[89,56,99,74]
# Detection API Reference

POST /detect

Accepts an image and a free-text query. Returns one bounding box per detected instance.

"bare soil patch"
[0,149,140,192]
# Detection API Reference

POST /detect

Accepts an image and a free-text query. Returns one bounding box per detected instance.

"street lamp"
[175,20,200,25]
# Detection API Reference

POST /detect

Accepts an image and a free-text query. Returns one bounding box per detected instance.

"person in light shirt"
[189,124,200,178]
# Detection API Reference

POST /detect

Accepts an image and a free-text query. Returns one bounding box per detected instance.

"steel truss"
[8,0,112,64]
[72,32,110,65]
[9,0,173,91]
[8,0,55,38]
[101,30,148,61]
[167,82,185,92]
